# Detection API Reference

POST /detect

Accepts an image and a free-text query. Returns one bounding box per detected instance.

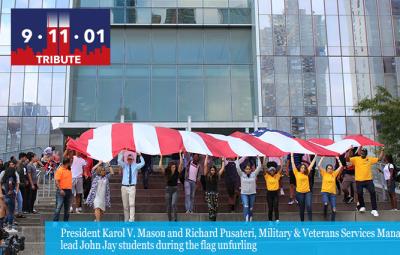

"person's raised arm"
[308,155,317,172]
[235,157,242,176]
[356,146,362,156]
[117,151,125,167]
[136,153,145,169]
[318,157,325,173]
[290,153,297,172]
[277,158,283,174]
[158,155,165,174]
[204,155,209,176]
[218,158,225,176]
[254,156,263,176]
[178,152,184,173]
[92,160,103,171]
[335,156,343,171]
[238,156,247,165]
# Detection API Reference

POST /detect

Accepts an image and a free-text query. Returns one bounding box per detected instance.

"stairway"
[18,170,400,254]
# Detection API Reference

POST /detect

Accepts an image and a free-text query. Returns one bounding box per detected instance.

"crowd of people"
[0,145,396,228]
[0,147,61,232]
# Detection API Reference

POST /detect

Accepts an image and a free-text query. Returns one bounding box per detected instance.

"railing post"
[187,115,192,132]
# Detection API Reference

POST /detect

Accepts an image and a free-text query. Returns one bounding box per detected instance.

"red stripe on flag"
[343,134,383,146]
[230,131,285,157]
[294,138,338,156]
[66,129,94,157]
[156,127,183,155]
[307,138,335,146]
[196,132,237,158]
[112,123,135,157]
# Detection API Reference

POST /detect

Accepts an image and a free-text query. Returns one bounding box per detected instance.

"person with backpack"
[0,159,20,232]
[382,154,398,210]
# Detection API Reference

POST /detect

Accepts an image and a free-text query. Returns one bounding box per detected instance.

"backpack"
[3,175,16,197]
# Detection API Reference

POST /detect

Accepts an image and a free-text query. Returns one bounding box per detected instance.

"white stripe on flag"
[209,134,262,156]
[87,124,113,161]
[133,123,161,155]
[325,139,361,154]
[179,131,212,155]
[260,132,314,154]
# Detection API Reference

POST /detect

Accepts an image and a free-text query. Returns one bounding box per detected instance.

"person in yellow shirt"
[263,158,283,222]
[291,152,316,222]
[346,146,384,217]
[318,157,343,221]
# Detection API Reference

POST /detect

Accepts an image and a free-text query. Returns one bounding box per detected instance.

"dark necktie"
[129,165,132,185]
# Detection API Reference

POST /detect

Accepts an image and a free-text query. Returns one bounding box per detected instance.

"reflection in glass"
[125,66,151,121]
[152,8,177,23]
[178,66,204,121]
[151,66,177,121]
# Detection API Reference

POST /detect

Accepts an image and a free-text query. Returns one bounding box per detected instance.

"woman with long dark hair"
[291,152,316,221]
[204,155,225,221]
[159,152,183,221]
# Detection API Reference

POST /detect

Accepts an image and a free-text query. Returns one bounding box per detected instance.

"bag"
[4,175,16,197]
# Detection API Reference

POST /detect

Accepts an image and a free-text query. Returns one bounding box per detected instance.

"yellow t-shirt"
[293,168,310,193]
[264,173,281,191]
[320,169,341,194]
[350,156,379,181]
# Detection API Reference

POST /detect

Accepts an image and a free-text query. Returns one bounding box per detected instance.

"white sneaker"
[371,210,379,217]
[75,208,81,214]
[280,188,285,196]
[288,200,295,205]
[391,209,398,211]
[359,207,366,212]
[78,207,82,212]
[69,207,73,213]
[276,220,280,222]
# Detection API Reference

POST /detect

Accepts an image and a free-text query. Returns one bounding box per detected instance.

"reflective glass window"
[177,29,204,64]
[204,66,231,121]
[152,29,177,64]
[231,65,253,121]
[126,29,151,64]
[151,66,177,121]
[178,66,204,121]
[204,29,229,64]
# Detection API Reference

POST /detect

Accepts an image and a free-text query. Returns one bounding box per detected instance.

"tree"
[355,86,400,155]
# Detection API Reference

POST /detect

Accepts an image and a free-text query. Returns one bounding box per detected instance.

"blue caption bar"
[45,222,400,255]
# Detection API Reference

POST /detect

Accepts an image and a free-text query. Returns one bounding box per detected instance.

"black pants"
[27,184,38,213]
[83,176,92,199]
[21,185,29,212]
[309,169,315,190]
[267,190,279,221]
[200,175,206,191]
[356,180,377,210]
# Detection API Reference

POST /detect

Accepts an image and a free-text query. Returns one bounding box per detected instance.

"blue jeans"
[184,180,196,212]
[322,192,337,221]
[16,190,23,214]
[241,194,256,221]
[53,189,72,221]
[5,194,16,225]
[296,192,312,221]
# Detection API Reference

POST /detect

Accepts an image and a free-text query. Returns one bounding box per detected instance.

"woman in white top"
[382,154,397,210]
[236,156,262,222]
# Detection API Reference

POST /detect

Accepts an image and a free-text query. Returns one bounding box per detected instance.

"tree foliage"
[355,86,400,155]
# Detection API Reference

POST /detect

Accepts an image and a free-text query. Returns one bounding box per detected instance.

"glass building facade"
[1,0,400,157]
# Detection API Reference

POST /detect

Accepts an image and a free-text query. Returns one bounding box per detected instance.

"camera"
[0,228,25,255]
